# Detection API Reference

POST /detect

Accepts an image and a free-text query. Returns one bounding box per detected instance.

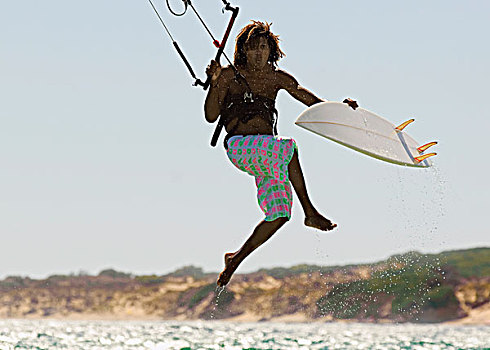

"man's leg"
[288,148,337,231]
[217,217,288,286]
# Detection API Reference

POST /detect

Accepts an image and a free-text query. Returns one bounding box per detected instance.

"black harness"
[214,92,278,148]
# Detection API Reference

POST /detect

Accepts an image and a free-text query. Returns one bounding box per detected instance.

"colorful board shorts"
[227,135,297,221]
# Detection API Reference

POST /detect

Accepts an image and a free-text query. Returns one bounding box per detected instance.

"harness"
[216,93,278,149]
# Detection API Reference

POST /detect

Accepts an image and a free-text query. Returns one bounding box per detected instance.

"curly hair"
[234,21,285,68]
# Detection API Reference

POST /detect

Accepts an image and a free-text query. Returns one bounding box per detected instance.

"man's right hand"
[206,60,222,84]
[343,98,359,110]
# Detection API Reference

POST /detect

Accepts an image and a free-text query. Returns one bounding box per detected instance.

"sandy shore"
[7,305,488,325]
[445,302,490,325]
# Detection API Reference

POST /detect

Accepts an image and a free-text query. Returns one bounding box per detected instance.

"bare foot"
[305,213,337,231]
[217,252,238,287]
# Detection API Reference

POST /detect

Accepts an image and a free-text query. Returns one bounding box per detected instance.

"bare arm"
[277,70,358,109]
[204,62,232,123]
[276,70,324,107]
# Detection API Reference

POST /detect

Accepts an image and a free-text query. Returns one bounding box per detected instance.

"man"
[204,21,357,286]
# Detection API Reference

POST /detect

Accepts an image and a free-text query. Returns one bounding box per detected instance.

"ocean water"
[0,320,488,350]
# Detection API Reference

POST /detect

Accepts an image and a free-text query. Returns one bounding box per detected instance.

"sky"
[1,0,489,279]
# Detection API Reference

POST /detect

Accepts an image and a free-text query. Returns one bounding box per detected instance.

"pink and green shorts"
[227,135,297,221]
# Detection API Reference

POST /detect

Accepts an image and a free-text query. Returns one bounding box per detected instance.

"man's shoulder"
[274,68,290,76]
[220,66,235,79]
[273,69,298,87]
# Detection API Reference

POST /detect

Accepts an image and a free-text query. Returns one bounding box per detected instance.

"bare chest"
[229,72,280,99]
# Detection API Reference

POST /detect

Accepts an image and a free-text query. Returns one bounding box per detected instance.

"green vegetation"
[438,248,490,278]
[98,269,132,279]
[316,252,449,320]
[426,285,458,308]
[46,275,70,281]
[188,284,216,309]
[259,248,488,281]
[167,265,206,279]
[215,288,235,310]
[185,283,235,312]
[0,276,31,290]
[258,264,346,279]
[134,275,167,285]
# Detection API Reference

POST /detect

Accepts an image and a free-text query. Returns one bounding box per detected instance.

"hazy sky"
[1,1,489,279]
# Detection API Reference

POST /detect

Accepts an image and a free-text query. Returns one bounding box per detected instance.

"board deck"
[295,102,436,167]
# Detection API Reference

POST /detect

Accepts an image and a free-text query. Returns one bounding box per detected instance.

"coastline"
[3,303,488,325]
[2,248,488,325]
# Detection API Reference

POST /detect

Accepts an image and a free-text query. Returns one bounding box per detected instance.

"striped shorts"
[227,135,297,221]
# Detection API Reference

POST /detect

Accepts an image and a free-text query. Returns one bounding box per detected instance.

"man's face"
[244,37,270,70]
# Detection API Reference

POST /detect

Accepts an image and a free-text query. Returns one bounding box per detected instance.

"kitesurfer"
[204,21,358,286]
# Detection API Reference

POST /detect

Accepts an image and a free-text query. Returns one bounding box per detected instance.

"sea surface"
[0,320,489,350]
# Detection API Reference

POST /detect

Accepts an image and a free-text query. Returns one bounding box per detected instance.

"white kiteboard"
[295,102,437,168]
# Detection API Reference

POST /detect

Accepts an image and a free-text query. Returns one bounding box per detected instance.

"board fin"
[414,152,436,163]
[395,119,415,132]
[417,141,438,153]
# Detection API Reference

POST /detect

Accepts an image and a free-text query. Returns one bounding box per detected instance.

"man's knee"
[292,147,298,159]
[273,216,289,227]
